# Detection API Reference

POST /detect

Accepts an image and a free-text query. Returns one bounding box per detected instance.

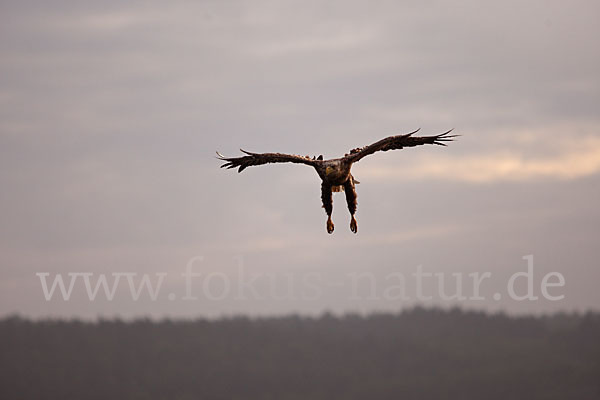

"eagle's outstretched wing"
[343,129,457,164]
[217,150,318,173]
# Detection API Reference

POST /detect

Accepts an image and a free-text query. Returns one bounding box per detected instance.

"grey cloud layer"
[1,0,599,317]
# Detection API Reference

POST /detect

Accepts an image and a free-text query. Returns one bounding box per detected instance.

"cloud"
[2,0,600,317]
[360,136,600,183]
[249,28,379,56]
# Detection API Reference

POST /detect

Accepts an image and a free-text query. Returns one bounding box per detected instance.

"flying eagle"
[217,129,457,234]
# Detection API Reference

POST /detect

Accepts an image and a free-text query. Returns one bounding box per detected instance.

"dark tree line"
[1,307,599,399]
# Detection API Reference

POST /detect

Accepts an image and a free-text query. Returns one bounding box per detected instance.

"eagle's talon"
[350,216,357,234]
[327,218,334,234]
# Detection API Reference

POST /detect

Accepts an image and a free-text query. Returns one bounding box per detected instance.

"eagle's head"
[324,160,343,178]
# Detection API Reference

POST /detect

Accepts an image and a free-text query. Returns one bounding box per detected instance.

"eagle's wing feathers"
[217,150,317,172]
[344,129,458,163]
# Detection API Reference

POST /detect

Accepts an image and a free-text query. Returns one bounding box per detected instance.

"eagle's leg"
[321,182,334,234]
[344,177,358,234]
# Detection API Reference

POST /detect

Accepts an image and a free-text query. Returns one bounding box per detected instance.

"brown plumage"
[217,129,457,234]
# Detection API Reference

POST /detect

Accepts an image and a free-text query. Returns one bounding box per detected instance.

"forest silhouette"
[1,307,599,399]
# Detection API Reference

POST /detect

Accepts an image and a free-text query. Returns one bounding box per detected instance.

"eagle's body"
[217,129,456,234]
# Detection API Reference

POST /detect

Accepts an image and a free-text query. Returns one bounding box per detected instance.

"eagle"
[217,129,457,234]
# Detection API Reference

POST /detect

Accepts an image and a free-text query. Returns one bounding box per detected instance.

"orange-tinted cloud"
[360,136,600,183]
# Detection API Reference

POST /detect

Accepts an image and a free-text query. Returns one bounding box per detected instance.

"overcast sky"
[1,0,599,319]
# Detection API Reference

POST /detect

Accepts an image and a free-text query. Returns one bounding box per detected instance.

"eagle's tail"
[332,176,360,192]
